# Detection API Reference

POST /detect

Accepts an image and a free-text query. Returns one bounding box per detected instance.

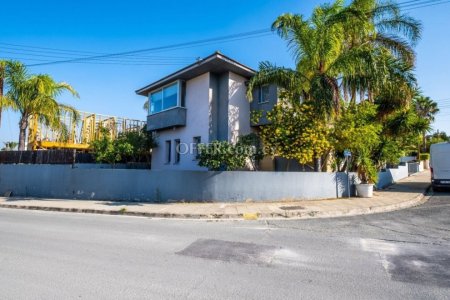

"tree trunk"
[343,82,348,103]
[350,87,356,105]
[18,116,28,151]
[422,131,427,153]
[321,152,330,172]
[0,65,4,128]
[314,157,321,172]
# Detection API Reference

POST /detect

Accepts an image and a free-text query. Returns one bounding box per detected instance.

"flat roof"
[135,52,256,96]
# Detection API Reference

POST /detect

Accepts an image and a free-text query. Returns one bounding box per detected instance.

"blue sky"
[1,0,449,144]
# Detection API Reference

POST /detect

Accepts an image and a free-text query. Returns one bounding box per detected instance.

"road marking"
[243,213,259,220]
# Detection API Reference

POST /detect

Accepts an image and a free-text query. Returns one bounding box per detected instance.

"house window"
[259,85,270,103]
[165,140,171,163]
[193,136,201,159]
[174,139,181,164]
[149,81,180,114]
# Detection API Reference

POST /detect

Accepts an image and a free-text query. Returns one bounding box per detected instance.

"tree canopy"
[246,0,438,181]
[0,60,79,150]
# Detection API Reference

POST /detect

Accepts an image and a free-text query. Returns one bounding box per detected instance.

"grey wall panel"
[0,165,359,202]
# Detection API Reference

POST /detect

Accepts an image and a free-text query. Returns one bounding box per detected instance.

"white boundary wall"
[0,164,413,202]
[377,164,409,189]
[0,165,353,202]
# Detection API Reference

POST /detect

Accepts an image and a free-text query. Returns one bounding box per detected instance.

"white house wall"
[151,73,210,170]
[228,72,253,144]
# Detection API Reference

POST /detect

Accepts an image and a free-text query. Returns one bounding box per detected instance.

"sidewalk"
[0,171,431,220]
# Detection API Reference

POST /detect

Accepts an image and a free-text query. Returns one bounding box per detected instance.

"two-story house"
[136,52,279,170]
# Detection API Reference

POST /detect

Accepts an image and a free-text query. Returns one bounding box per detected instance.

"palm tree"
[143,99,149,112]
[373,55,417,119]
[0,60,15,127]
[414,95,439,152]
[246,0,421,171]
[2,61,79,150]
[333,0,421,103]
[247,0,421,113]
[2,141,18,151]
[248,1,347,118]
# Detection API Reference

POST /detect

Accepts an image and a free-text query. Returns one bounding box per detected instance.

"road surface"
[0,192,449,299]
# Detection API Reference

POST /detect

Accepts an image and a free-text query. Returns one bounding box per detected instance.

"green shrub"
[198,140,253,171]
[356,149,378,184]
[419,153,430,161]
[91,127,155,164]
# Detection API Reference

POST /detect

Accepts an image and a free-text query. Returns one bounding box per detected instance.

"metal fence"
[0,150,94,164]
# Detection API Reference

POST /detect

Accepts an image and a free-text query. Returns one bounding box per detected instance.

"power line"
[25,29,272,67]
[0,57,189,66]
[8,4,433,58]
[397,0,443,8]
[2,0,447,67]
[396,0,441,4]
[2,32,272,67]
[1,32,272,66]
[0,50,194,63]
[0,32,272,66]
[0,43,197,60]
[376,0,445,9]
[402,0,450,10]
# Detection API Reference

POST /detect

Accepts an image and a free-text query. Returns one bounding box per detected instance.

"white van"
[430,142,450,191]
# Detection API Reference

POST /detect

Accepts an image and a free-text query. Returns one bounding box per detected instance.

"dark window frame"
[193,136,201,160]
[174,139,181,164]
[259,85,270,104]
[165,140,172,164]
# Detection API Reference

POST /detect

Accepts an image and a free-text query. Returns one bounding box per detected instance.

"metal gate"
[407,162,420,175]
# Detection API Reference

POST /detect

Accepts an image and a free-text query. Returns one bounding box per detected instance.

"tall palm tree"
[2,62,79,150]
[414,95,439,151]
[248,0,347,118]
[247,0,421,114]
[0,61,5,127]
[332,0,421,103]
[247,0,421,171]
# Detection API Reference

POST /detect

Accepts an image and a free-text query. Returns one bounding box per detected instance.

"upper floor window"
[259,85,270,104]
[149,81,180,114]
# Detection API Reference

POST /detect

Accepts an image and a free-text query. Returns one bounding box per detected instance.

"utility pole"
[344,150,352,198]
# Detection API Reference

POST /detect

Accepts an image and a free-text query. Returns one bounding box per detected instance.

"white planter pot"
[355,184,374,198]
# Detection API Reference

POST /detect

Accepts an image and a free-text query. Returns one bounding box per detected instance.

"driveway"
[0,192,448,299]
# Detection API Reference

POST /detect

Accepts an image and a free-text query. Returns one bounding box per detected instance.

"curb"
[277,190,430,220]
[0,186,431,220]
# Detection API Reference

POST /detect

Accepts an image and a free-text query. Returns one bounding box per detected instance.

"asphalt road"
[0,192,449,300]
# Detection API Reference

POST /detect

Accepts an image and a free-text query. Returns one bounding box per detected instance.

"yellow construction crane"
[28,111,145,151]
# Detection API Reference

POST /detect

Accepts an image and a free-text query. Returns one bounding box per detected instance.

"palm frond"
[374,33,415,65]
[143,99,149,112]
[246,61,305,101]
[376,14,422,45]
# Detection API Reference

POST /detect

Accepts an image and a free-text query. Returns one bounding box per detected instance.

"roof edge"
[135,52,255,96]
